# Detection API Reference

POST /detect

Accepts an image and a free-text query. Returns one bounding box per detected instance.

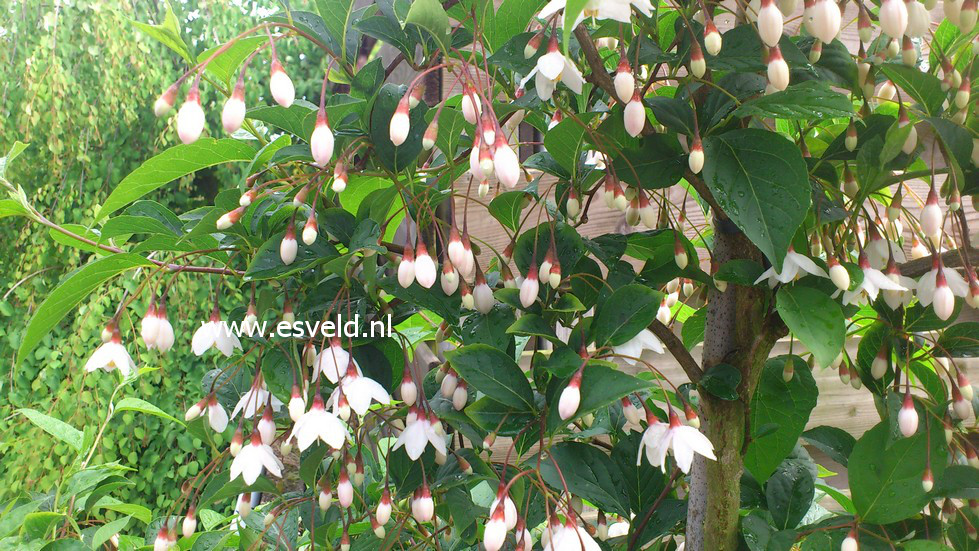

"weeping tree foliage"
[2,0,979,549]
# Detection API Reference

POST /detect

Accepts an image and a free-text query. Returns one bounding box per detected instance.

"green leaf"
[562,0,589,53]
[446,344,535,411]
[17,409,84,453]
[513,222,585,276]
[715,259,764,286]
[936,322,979,356]
[404,0,449,42]
[699,363,742,401]
[197,36,266,88]
[611,133,687,189]
[733,81,853,120]
[506,314,560,344]
[0,199,29,220]
[776,286,845,369]
[544,113,599,180]
[611,432,667,513]
[488,191,530,231]
[591,284,663,347]
[744,356,818,482]
[801,426,855,467]
[850,417,948,523]
[244,230,340,281]
[114,397,185,427]
[92,516,131,550]
[538,441,630,516]
[0,140,29,177]
[879,63,945,116]
[316,0,357,63]
[766,459,815,529]
[132,2,193,62]
[17,253,154,366]
[97,139,255,220]
[931,465,979,500]
[702,128,810,270]
[479,0,546,52]
[647,96,696,135]
[681,307,706,350]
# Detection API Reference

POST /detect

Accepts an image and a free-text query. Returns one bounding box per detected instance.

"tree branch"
[648,320,704,382]
[573,26,617,99]
[898,246,979,278]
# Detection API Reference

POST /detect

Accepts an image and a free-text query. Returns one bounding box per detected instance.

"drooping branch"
[898,246,979,278]
[648,320,704,382]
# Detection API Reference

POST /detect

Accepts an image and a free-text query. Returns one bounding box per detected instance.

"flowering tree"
[3,0,979,548]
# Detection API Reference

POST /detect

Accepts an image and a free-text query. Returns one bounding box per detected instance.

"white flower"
[539,0,653,25]
[192,310,242,357]
[85,326,136,377]
[205,395,229,432]
[839,253,907,305]
[519,37,584,101]
[916,261,969,305]
[754,247,828,286]
[392,408,447,460]
[230,432,283,485]
[543,518,601,551]
[340,362,391,416]
[613,328,664,365]
[313,339,360,384]
[231,383,284,419]
[638,410,717,473]
[289,396,350,451]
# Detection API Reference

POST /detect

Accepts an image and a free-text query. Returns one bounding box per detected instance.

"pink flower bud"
[559,368,583,420]
[222,85,247,134]
[389,100,411,146]
[177,88,205,144]
[280,224,298,265]
[899,391,919,437]
[269,60,295,108]
[624,92,646,137]
[758,0,784,47]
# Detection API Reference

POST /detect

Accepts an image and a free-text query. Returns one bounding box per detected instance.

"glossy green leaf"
[97,139,255,220]
[114,397,185,427]
[17,253,154,366]
[744,356,818,482]
[766,459,815,529]
[591,284,662,347]
[776,286,845,369]
[538,441,630,516]
[734,81,853,120]
[446,344,535,411]
[702,128,810,270]
[17,409,84,453]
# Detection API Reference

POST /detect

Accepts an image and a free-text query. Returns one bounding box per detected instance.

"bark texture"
[686,217,781,551]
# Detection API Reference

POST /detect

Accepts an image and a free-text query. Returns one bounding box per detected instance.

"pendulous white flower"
[559,368,583,420]
[520,34,584,101]
[414,241,437,289]
[757,0,784,47]
[839,253,907,305]
[85,323,136,377]
[879,0,909,38]
[376,489,392,524]
[539,0,653,25]
[614,328,665,364]
[231,382,284,419]
[339,360,391,416]
[411,484,434,522]
[916,257,969,306]
[490,482,519,530]
[484,504,508,551]
[520,268,540,308]
[542,516,601,551]
[205,395,229,432]
[754,247,828,285]
[638,409,717,473]
[289,395,349,451]
[809,0,841,43]
[473,272,495,314]
[392,407,447,460]
[613,57,635,103]
[192,308,243,357]
[230,432,284,485]
[494,135,521,189]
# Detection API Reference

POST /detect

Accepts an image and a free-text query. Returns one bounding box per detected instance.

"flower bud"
[484,504,508,551]
[182,507,197,539]
[376,489,392,524]
[423,119,438,150]
[400,371,417,406]
[841,529,858,551]
[758,0,784,47]
[880,0,909,38]
[440,368,458,398]
[525,32,543,58]
[461,85,481,125]
[154,84,178,117]
[389,100,411,146]
[613,57,635,104]
[453,381,469,410]
[269,60,295,108]
[280,224,298,265]
[494,135,521,189]
[688,139,704,174]
[767,46,790,91]
[922,467,934,492]
[230,428,244,457]
[690,41,707,78]
[177,88,205,145]
[559,368,583,420]
[898,391,919,437]
[222,85,247,134]
[288,385,305,422]
[845,121,858,151]
[337,470,353,508]
[520,268,539,308]
[828,257,850,291]
[871,348,888,379]
[809,39,823,63]
[311,115,335,167]
[624,92,646,137]
[398,244,416,288]
[704,21,722,55]
[921,186,943,240]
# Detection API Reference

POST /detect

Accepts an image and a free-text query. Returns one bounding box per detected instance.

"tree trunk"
[686,217,780,550]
